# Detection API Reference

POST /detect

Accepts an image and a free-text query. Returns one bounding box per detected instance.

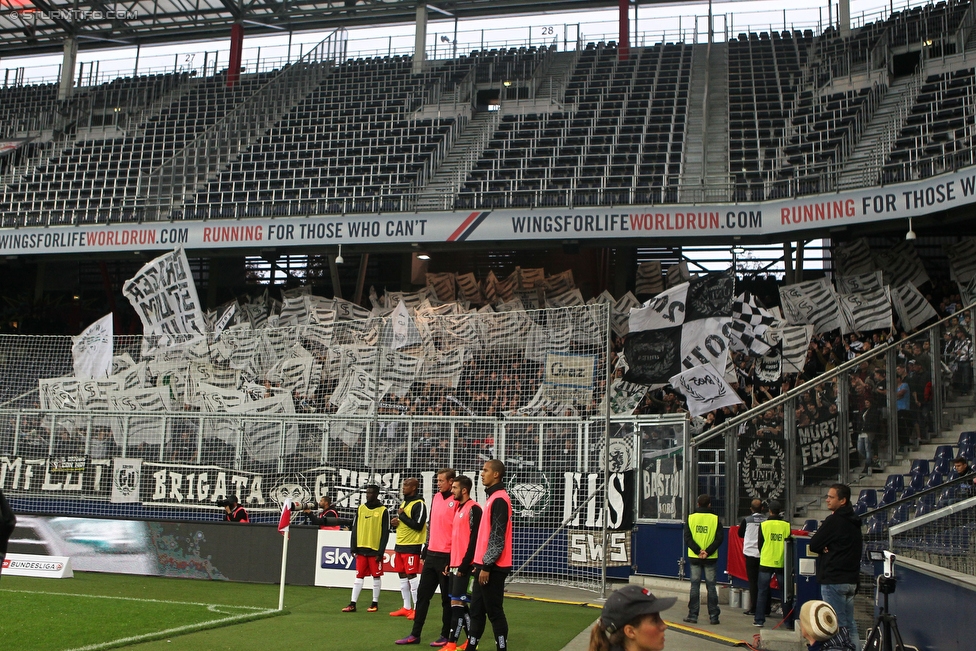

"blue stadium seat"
[879,485,899,507]
[958,431,975,448]
[908,472,926,492]
[915,495,938,517]
[865,515,886,535]
[925,472,944,489]
[910,459,930,477]
[889,503,912,525]
[933,445,955,475]
[884,474,905,492]
[854,501,869,517]
[959,443,976,462]
[901,485,918,500]
[802,519,819,532]
[857,489,878,509]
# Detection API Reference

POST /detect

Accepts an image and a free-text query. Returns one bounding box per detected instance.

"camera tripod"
[862,576,918,651]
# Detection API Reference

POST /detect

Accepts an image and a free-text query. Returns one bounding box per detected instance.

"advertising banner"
[1,165,975,255]
[2,553,73,578]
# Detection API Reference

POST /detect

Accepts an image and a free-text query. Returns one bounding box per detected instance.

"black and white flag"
[946,238,976,284]
[833,239,875,276]
[635,261,664,297]
[107,387,172,446]
[874,241,930,289]
[426,272,457,302]
[456,272,485,305]
[72,314,113,379]
[543,269,575,294]
[419,347,466,388]
[629,283,689,332]
[611,292,640,338]
[228,394,299,462]
[839,286,892,332]
[836,271,885,295]
[623,326,683,385]
[892,283,938,331]
[668,364,744,418]
[776,324,814,373]
[379,349,423,397]
[666,261,693,288]
[779,278,843,334]
[122,248,207,355]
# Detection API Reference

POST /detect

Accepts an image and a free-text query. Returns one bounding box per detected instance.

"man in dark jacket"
[737,498,766,617]
[683,493,725,625]
[809,484,862,650]
[0,488,16,580]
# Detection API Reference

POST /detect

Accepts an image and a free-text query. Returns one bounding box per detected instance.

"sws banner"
[1,165,976,254]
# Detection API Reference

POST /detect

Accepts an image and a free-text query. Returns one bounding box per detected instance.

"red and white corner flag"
[277,499,292,610]
[278,499,292,535]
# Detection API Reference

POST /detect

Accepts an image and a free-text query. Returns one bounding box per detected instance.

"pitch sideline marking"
[62,609,281,651]
[0,588,267,610]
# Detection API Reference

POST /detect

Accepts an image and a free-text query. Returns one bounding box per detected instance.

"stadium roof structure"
[0,0,652,59]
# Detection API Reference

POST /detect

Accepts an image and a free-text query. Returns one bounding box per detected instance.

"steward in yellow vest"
[683,493,725,625]
[758,511,792,570]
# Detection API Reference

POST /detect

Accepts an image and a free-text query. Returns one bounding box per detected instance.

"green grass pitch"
[0,572,595,651]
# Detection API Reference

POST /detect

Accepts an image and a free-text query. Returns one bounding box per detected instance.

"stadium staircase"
[532,49,578,110]
[836,73,919,190]
[415,111,498,211]
[794,396,976,524]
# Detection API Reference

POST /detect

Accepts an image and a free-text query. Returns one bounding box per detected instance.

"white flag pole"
[278,530,289,611]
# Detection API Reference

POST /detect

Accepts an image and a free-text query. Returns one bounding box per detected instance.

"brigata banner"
[1,165,975,255]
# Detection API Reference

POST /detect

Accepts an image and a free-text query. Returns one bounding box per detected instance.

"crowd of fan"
[1,279,971,474]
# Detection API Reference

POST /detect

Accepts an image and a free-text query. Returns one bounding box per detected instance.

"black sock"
[450,605,466,643]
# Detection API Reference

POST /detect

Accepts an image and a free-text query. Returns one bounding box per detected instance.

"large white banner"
[71,313,114,379]
[121,248,207,355]
[2,165,976,254]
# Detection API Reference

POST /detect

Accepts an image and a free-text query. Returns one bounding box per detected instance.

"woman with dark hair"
[588,584,675,651]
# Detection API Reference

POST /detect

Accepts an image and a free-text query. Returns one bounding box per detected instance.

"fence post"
[783,394,797,522]
[837,370,851,482]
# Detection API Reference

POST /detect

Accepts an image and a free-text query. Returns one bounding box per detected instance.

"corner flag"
[278,500,292,535]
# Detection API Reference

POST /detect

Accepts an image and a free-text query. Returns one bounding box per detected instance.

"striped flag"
[666,261,693,288]
[635,261,665,297]
[946,238,976,284]
[778,278,843,334]
[892,283,938,331]
[426,272,457,302]
[836,271,884,295]
[612,292,640,338]
[838,286,892,332]
[776,324,814,373]
[960,275,976,308]
[456,272,485,304]
[543,269,575,294]
[833,239,875,276]
[874,241,930,289]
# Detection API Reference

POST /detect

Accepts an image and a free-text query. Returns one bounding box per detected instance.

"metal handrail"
[690,299,976,451]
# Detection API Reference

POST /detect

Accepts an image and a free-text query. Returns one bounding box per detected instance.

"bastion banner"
[0,165,973,255]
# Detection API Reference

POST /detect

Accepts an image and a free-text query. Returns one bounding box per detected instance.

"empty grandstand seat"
[925,472,944,489]
[959,431,975,448]
[802,519,819,532]
[879,485,900,507]
[901,485,918,500]
[865,515,886,536]
[915,494,938,517]
[857,489,878,510]
[884,474,905,492]
[910,459,930,477]
[908,472,926,492]
[932,451,952,476]
[889,502,912,525]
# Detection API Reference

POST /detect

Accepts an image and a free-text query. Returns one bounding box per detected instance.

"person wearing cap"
[753,500,791,628]
[683,493,724,625]
[798,600,855,651]
[588,584,676,651]
[222,495,249,523]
